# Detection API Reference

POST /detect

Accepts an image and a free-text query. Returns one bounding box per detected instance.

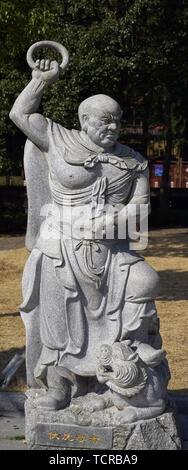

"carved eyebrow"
[102,113,121,121]
[100,113,111,120]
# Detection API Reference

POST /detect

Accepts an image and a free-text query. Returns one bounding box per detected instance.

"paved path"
[0,392,26,450]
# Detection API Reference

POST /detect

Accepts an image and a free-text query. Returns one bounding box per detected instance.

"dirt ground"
[0,228,187,394]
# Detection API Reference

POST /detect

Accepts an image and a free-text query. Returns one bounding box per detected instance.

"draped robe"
[20,120,159,386]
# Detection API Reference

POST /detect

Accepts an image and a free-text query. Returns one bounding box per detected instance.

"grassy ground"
[0,228,188,393]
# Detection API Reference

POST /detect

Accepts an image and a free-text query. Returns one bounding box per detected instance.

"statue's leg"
[121,260,160,344]
[35,365,71,410]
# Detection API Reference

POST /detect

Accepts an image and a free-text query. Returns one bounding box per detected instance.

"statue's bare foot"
[115,407,138,424]
[35,388,71,410]
[86,390,113,412]
[84,395,106,412]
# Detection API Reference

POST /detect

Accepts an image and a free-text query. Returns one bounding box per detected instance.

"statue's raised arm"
[9,41,69,152]
[9,41,69,251]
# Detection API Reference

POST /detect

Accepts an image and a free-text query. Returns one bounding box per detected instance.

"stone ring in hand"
[26,40,69,73]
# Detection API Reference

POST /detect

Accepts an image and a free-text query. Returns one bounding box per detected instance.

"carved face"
[85,109,121,149]
[96,342,147,397]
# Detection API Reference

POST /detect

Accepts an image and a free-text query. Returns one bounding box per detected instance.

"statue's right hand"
[32,59,59,84]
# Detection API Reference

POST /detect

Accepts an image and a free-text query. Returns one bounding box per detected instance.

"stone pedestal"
[25,389,182,450]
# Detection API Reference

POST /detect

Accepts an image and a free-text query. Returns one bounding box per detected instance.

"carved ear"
[82,114,89,121]
[81,114,89,132]
[120,341,139,363]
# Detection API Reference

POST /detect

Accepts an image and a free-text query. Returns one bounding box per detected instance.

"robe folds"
[20,122,159,384]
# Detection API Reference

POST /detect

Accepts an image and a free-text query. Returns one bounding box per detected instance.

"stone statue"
[9,42,170,420]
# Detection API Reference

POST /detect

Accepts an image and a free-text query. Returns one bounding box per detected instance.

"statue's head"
[78,94,123,150]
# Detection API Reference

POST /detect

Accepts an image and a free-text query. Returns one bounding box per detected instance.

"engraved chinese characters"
[36,423,112,449]
[49,431,100,444]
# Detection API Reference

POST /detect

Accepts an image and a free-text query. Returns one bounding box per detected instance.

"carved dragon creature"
[96,340,171,423]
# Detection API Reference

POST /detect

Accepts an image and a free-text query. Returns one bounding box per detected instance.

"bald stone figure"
[10,59,161,410]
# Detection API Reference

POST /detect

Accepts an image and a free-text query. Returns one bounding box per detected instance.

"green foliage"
[0,0,188,173]
[0,186,27,232]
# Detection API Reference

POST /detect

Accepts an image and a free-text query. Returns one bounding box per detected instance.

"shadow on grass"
[143,230,188,258]
[157,269,188,301]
